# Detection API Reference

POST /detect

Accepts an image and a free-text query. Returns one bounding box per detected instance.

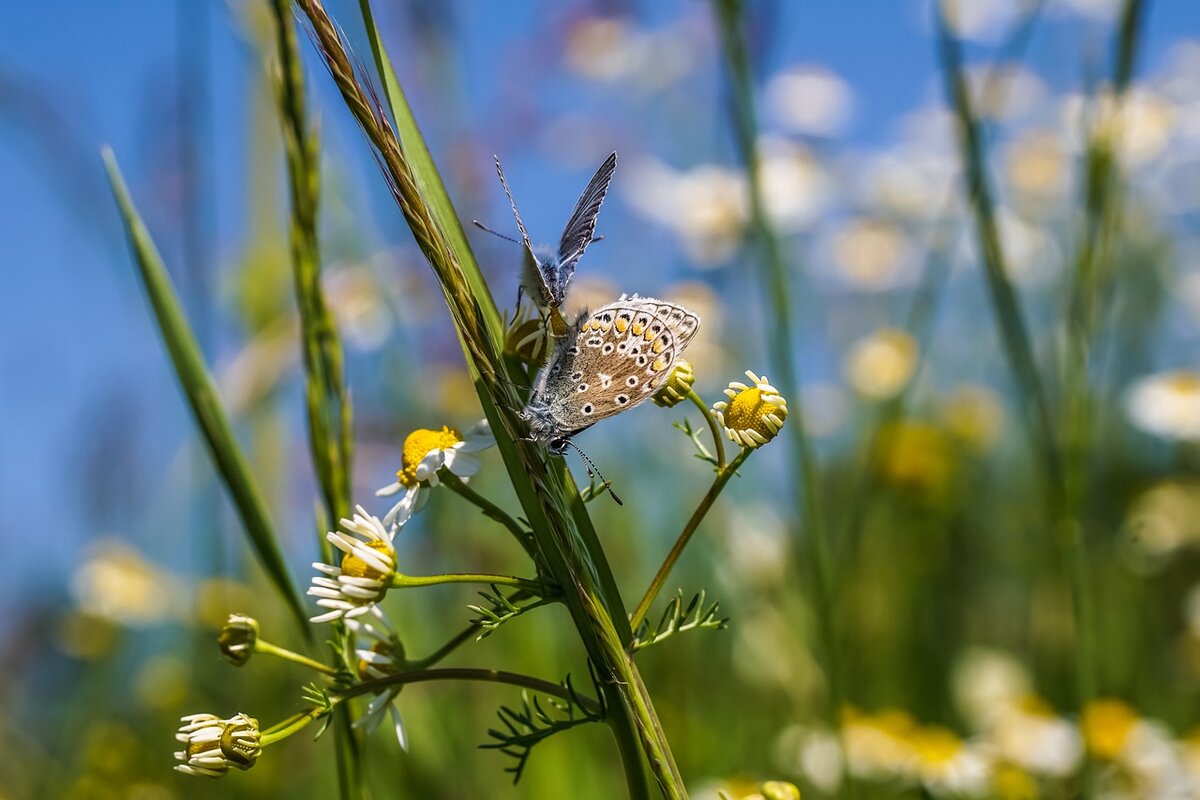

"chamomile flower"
[906,726,991,797]
[345,614,410,751]
[308,508,397,624]
[713,371,788,448]
[376,420,494,530]
[174,712,261,778]
[652,358,695,408]
[218,614,259,667]
[1124,370,1200,442]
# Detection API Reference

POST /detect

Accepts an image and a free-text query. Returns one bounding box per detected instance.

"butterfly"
[520,295,700,457]
[474,152,618,312]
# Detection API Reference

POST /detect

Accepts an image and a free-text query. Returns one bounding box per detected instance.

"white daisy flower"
[1125,370,1200,442]
[308,507,398,624]
[376,420,494,529]
[174,712,261,778]
[345,614,409,751]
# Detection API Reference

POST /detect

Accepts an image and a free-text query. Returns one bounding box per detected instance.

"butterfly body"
[492,152,618,312]
[520,295,700,454]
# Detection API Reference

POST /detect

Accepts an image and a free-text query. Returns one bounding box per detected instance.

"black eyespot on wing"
[616,394,629,405]
[571,371,583,381]
[577,383,588,392]
[636,355,648,366]
[626,375,638,387]
[602,343,615,354]
[581,404,594,415]
[567,347,580,356]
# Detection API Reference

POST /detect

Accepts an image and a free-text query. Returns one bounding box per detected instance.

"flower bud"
[218,614,259,666]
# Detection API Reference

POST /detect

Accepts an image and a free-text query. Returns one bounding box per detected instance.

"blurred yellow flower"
[1082,699,1139,760]
[1123,480,1200,559]
[992,763,1039,800]
[941,384,1006,452]
[874,422,956,501]
[907,725,991,796]
[844,329,918,400]
[842,707,917,781]
[1124,370,1200,441]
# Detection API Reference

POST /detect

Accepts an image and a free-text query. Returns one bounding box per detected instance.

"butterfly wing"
[545,152,618,303]
[541,296,699,438]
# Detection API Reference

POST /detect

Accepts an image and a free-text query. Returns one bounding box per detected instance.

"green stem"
[439,470,535,557]
[391,572,542,591]
[631,449,750,631]
[334,667,602,713]
[687,389,726,470]
[256,640,340,676]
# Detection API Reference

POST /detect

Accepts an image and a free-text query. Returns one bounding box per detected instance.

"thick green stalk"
[711,0,844,775]
[299,3,682,794]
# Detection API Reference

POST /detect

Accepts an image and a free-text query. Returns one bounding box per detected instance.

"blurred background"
[3,0,1200,797]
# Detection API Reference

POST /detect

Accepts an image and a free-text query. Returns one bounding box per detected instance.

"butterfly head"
[517,401,569,454]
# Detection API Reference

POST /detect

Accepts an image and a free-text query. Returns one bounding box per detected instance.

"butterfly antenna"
[564,441,622,505]
[471,220,523,245]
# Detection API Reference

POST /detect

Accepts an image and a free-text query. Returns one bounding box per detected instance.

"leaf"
[102,148,310,641]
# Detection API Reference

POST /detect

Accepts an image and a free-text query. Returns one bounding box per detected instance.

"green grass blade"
[102,147,311,642]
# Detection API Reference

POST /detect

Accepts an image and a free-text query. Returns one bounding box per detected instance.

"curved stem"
[439,470,535,557]
[391,572,543,592]
[630,448,750,632]
[256,639,341,676]
[687,388,726,469]
[332,667,601,714]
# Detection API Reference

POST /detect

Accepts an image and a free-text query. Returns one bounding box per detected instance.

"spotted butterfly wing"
[521,295,700,453]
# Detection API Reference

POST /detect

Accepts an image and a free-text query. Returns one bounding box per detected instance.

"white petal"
[389,703,409,751]
[448,452,481,478]
[414,450,447,482]
[376,481,403,497]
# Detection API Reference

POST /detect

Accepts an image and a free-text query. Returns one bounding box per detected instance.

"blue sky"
[2,0,1198,614]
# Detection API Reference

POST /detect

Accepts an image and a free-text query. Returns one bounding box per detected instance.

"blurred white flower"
[758,136,833,234]
[952,648,1032,729]
[1005,129,1070,204]
[563,15,695,90]
[988,697,1084,778]
[765,66,854,137]
[965,63,1047,122]
[774,725,843,795]
[906,726,992,797]
[825,217,916,291]
[1052,0,1124,22]
[71,541,178,627]
[844,329,919,400]
[624,159,747,266]
[325,264,393,350]
[1124,370,1200,441]
[938,0,1022,42]
[720,502,789,587]
[1122,481,1200,560]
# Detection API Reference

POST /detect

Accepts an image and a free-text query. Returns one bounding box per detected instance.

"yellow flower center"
[357,641,402,680]
[1167,372,1200,394]
[1082,699,1138,759]
[911,726,963,766]
[340,540,395,581]
[397,426,462,488]
[724,387,788,437]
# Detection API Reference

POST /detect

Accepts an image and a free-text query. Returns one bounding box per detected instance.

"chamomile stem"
[406,589,534,670]
[255,640,341,676]
[630,448,751,632]
[438,470,535,558]
[332,667,602,714]
[687,388,727,469]
[391,572,543,592]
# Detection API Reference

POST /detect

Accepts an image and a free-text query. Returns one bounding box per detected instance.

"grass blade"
[102,147,310,641]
